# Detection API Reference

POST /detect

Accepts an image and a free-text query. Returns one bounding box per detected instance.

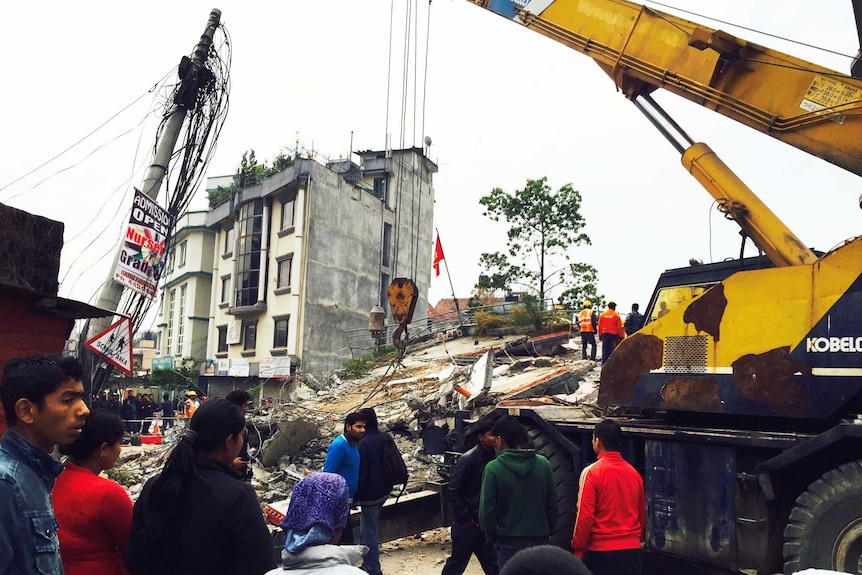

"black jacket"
[354,429,394,503]
[126,458,275,575]
[449,444,496,524]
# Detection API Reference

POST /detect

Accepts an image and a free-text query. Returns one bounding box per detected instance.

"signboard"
[799,74,862,125]
[226,320,241,345]
[113,189,172,298]
[203,359,216,376]
[229,358,250,377]
[259,357,292,379]
[84,317,134,375]
[151,356,175,371]
[217,358,230,376]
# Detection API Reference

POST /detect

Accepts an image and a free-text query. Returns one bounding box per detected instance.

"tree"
[477,177,592,302]
[149,364,200,392]
[557,262,605,311]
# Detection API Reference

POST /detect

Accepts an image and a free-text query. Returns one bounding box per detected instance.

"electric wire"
[412,0,433,281]
[86,21,232,391]
[2,111,155,204]
[645,1,858,61]
[0,69,174,194]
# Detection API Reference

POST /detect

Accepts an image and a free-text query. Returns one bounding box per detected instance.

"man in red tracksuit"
[572,419,645,575]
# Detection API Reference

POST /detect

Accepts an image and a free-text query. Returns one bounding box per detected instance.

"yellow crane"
[465,2,862,573]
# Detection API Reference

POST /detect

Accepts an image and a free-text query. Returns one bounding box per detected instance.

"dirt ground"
[379,527,486,575]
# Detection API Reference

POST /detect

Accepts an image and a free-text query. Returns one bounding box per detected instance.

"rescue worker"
[182,391,200,419]
[598,301,625,365]
[577,301,598,361]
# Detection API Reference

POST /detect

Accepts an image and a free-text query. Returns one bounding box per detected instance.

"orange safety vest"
[578,309,595,333]
[184,398,199,418]
[598,309,625,337]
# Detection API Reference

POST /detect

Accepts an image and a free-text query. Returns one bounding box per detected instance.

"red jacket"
[597,309,624,337]
[53,463,133,575]
[571,451,645,558]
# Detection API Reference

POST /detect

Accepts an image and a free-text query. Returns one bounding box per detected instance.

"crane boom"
[470,0,862,176]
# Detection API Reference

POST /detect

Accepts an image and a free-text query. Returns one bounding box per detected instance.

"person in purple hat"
[269,472,367,574]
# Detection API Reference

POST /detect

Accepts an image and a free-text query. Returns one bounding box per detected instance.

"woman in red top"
[53,411,132,575]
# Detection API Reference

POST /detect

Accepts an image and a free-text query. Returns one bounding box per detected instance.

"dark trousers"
[441,522,499,575]
[583,548,642,575]
[495,536,548,571]
[580,332,596,360]
[600,334,620,364]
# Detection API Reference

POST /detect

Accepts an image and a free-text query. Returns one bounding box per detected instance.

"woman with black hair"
[52,411,132,575]
[125,398,276,575]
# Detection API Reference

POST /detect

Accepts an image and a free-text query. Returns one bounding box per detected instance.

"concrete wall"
[301,149,435,374]
[202,149,436,377]
[158,211,215,362]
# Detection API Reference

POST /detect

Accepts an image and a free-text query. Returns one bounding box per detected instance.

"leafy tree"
[149,364,200,393]
[557,262,605,311]
[477,177,591,302]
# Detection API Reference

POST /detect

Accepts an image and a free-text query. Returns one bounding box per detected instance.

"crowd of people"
[89,388,200,435]
[0,354,646,575]
[577,300,646,365]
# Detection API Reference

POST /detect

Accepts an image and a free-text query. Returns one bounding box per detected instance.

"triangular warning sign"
[85,317,134,375]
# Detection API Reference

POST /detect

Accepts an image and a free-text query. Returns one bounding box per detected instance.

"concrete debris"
[258,416,321,467]
[109,332,602,515]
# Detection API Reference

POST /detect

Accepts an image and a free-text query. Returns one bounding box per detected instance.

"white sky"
[1,1,860,330]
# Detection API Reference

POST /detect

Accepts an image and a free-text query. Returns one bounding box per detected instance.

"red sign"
[85,318,134,375]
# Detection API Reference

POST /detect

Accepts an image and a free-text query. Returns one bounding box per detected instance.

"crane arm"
[470,0,862,177]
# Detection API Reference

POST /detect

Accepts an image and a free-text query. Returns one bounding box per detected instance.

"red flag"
[433,235,445,277]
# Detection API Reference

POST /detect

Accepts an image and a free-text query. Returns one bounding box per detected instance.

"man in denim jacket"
[0,355,90,575]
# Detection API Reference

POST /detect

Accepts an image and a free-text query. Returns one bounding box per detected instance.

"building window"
[276,254,293,291]
[281,197,295,231]
[242,320,257,351]
[382,222,392,267]
[179,241,187,267]
[234,200,263,307]
[217,325,228,353]
[224,226,235,256]
[374,177,389,204]
[220,275,231,304]
[273,316,289,348]
[166,289,176,353]
[166,249,175,274]
[176,284,187,355]
[380,273,390,308]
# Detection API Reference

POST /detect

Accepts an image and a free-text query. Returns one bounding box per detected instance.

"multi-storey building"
[203,147,436,395]
[157,210,215,366]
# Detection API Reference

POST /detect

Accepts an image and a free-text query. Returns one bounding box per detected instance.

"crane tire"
[524,422,580,550]
[783,459,862,574]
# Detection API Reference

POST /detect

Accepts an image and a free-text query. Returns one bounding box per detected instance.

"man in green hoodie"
[479,416,558,570]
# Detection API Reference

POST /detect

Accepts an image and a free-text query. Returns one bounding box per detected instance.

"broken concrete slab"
[259,416,321,467]
[490,366,576,399]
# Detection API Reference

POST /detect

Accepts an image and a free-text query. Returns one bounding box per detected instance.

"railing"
[343,299,560,358]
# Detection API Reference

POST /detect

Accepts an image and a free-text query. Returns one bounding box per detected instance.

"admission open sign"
[113,189,172,298]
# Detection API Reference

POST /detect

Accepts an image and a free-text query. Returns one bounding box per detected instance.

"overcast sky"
[1,1,860,331]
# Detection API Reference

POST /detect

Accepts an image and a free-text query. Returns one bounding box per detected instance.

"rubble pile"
[111,333,603,509]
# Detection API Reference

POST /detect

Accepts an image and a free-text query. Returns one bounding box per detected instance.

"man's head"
[226,389,251,414]
[473,417,497,451]
[592,418,622,455]
[343,412,367,443]
[583,300,592,309]
[0,355,89,451]
[631,303,639,312]
[358,407,379,431]
[499,545,592,575]
[607,301,617,310]
[492,415,528,450]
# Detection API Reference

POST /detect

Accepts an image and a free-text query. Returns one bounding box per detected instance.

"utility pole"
[83,9,222,396]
